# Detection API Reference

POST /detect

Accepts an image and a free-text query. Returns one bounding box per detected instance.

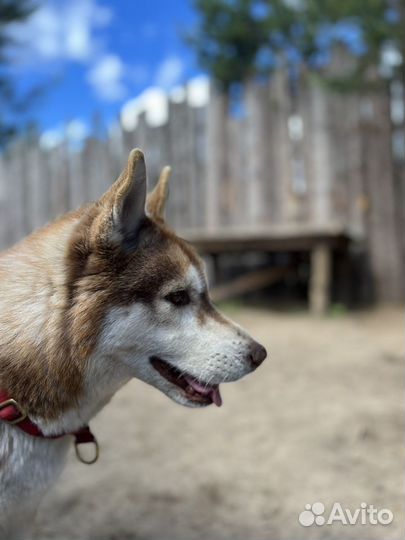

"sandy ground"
[34,307,404,540]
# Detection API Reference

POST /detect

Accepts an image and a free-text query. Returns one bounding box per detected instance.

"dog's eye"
[164,289,190,307]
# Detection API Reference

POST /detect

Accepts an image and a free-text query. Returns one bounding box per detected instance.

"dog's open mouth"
[150,356,222,407]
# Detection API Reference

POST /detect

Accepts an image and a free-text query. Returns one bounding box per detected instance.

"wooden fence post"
[360,89,404,301]
[206,84,229,230]
[227,116,247,227]
[0,157,7,249]
[245,79,272,225]
[306,81,334,225]
[269,69,294,223]
[189,104,208,229]
[168,99,192,229]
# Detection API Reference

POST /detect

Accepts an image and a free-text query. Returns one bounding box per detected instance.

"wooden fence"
[0,70,403,302]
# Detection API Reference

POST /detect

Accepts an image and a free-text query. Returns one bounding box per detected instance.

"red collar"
[0,390,99,464]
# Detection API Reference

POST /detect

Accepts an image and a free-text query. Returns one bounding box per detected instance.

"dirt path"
[34,307,404,540]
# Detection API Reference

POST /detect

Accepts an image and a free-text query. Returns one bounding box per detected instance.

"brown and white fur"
[0,149,266,539]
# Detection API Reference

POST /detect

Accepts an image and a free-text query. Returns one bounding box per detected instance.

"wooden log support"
[309,241,332,315]
[211,266,289,303]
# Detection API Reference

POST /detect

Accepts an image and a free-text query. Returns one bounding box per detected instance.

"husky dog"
[0,149,266,539]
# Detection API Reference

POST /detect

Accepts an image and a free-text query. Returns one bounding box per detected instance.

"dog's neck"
[0,209,132,432]
[34,353,132,435]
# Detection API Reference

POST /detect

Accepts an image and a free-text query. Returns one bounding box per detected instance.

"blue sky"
[7,0,401,145]
[8,0,203,140]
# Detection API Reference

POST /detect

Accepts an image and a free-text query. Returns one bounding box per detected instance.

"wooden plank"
[84,117,110,201]
[69,147,87,210]
[6,142,26,244]
[167,100,192,229]
[121,123,136,157]
[346,95,367,238]
[186,103,201,230]
[48,143,70,220]
[309,241,331,315]
[206,84,229,229]
[189,104,208,228]
[185,223,349,254]
[305,80,334,225]
[360,89,404,301]
[107,121,126,183]
[134,112,148,153]
[26,141,47,231]
[91,138,111,201]
[328,92,350,224]
[245,79,271,225]
[293,71,311,222]
[0,156,7,249]
[211,266,290,303]
[269,69,295,223]
[227,116,247,227]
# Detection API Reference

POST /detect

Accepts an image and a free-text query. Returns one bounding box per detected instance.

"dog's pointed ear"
[97,148,147,244]
[146,165,171,220]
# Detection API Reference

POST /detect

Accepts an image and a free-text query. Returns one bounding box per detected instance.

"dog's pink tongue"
[210,386,222,407]
[185,377,222,407]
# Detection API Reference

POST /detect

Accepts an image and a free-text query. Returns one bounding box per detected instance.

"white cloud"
[40,119,89,149]
[8,0,112,64]
[8,0,128,103]
[66,119,90,141]
[187,75,210,107]
[155,56,184,90]
[121,74,209,132]
[170,86,187,103]
[40,128,64,150]
[121,87,168,130]
[87,54,127,101]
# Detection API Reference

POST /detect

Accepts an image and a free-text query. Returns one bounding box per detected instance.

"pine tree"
[0,0,37,146]
[189,0,403,90]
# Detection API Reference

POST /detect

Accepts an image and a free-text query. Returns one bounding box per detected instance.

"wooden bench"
[182,224,351,315]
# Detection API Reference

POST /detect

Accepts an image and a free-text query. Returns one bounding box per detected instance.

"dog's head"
[71,149,266,408]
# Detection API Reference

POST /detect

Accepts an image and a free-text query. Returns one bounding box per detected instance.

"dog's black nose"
[249,342,267,368]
